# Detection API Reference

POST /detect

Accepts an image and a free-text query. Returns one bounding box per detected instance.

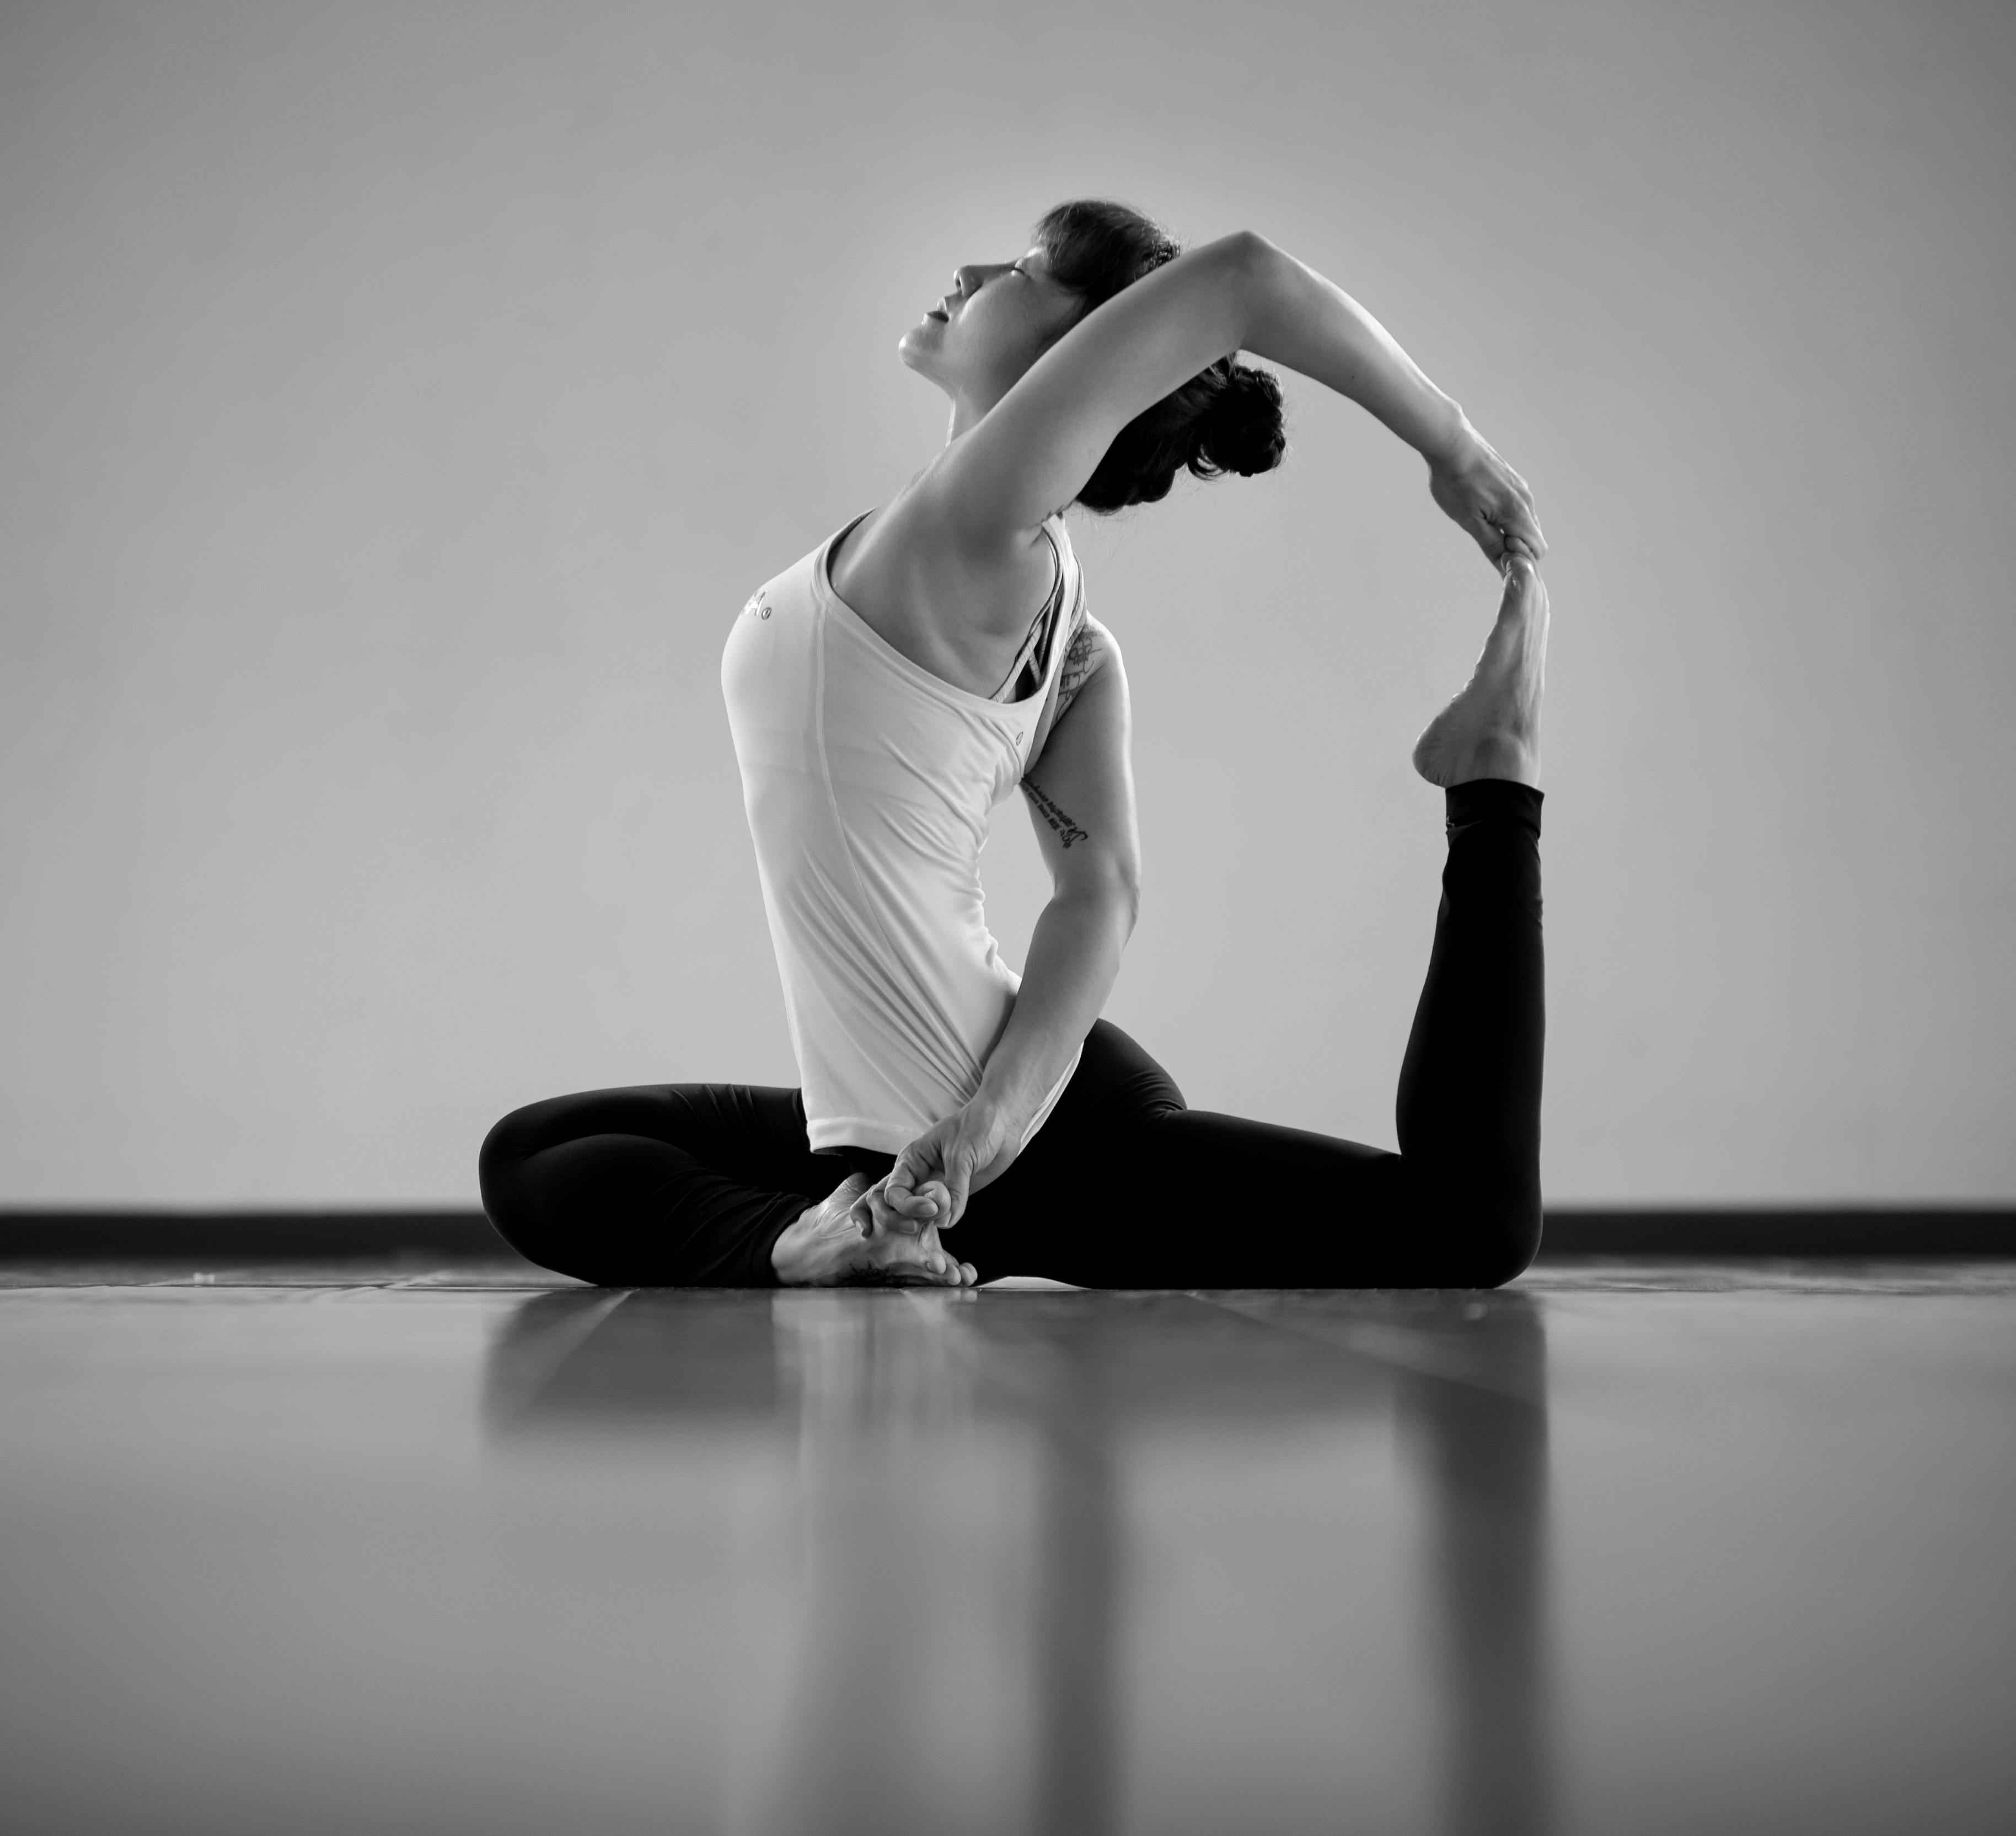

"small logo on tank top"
[744,590,771,620]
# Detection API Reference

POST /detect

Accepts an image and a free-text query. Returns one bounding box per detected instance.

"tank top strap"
[990,519,1073,705]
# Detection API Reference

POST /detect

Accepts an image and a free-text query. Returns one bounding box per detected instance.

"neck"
[944,370,1017,442]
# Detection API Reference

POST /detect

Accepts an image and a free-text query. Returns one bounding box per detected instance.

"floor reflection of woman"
[479,200,1549,1290]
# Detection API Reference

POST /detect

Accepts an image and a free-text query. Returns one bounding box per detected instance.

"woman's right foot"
[770,1173,978,1288]
[1411,544,1548,790]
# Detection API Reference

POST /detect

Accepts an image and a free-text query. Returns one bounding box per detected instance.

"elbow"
[1109,835,1143,935]
[1222,227,1278,265]
[1210,229,1286,342]
[1059,862,1139,940]
[1218,228,1284,288]
[1101,862,1143,940]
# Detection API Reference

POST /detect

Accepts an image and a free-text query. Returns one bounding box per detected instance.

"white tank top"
[721,515,1086,1156]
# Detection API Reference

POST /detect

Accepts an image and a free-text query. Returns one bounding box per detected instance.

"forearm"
[975,886,1134,1137]
[1233,234,1469,459]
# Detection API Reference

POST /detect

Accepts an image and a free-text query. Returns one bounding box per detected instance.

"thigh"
[481,1082,834,1201]
[1039,1016,1188,1138]
[964,1016,1184,1212]
[964,1100,1418,1289]
[1116,1108,1415,1286]
[971,1083,1552,1288]
[950,1019,1162,1269]
[478,1083,841,1287]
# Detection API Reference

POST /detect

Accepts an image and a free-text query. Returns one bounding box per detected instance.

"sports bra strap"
[989,520,1069,704]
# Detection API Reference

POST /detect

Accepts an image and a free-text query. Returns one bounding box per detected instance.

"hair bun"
[1196,362,1287,480]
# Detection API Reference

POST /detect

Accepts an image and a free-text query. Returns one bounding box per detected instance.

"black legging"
[480,780,1543,1289]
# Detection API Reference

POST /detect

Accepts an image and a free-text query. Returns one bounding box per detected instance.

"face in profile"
[898,245,1082,410]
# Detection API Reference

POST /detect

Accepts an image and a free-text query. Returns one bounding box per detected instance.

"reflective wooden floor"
[2,1265,2012,1835]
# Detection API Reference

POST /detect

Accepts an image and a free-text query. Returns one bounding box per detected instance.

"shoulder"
[835,484,1060,662]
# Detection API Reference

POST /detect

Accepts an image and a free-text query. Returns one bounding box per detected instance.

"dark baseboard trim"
[1,1206,2012,1263]
[0,1210,513,1260]
[1536,1207,2016,1259]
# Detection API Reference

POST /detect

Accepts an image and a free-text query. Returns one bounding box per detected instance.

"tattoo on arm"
[1023,775,1089,850]
[1049,617,1097,726]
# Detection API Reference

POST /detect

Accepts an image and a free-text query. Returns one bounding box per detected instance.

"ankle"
[770,1177,870,1286]
[1458,732,1541,789]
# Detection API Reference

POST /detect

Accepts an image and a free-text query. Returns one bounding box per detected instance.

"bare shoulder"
[828,486,1061,695]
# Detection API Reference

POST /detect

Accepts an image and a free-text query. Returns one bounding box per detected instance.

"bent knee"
[476,1128,571,1276]
[478,1105,550,1225]
[1454,1199,1542,1289]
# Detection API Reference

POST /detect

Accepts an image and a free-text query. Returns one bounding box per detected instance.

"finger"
[866,1188,920,1237]
[885,1153,919,1196]
[894,1142,948,1194]
[888,1155,951,1223]
[1502,501,1546,560]
[940,1161,973,1230]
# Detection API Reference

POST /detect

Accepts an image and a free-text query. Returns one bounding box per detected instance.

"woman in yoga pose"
[480,200,1548,1290]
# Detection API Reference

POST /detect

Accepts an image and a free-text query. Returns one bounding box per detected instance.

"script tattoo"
[1023,775,1089,850]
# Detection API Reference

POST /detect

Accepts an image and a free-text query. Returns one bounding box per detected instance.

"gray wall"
[2,0,2011,1205]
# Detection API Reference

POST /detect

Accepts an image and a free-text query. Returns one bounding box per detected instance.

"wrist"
[967,1077,1034,1145]
[1417,399,1475,466]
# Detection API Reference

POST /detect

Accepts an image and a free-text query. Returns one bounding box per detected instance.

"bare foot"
[1411,544,1548,789]
[770,1173,979,1288]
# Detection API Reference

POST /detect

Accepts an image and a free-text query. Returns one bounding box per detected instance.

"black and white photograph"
[2,2,2011,1830]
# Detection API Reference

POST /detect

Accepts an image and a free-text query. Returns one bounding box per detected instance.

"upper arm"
[1020,618,1139,912]
[932,232,1274,541]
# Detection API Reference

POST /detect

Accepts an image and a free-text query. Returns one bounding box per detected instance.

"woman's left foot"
[1412,544,1548,789]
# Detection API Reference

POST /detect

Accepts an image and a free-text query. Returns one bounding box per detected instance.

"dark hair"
[1034,198,1288,514]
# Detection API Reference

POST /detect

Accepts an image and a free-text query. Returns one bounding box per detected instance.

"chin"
[896,327,947,385]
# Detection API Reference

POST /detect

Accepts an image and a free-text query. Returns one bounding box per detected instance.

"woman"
[480,199,1549,1290]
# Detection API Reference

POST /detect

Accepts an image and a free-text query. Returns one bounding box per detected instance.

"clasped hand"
[1428,422,1547,567]
[862,1096,1021,1258]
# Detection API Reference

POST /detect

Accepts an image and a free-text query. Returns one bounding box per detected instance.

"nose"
[951,263,988,298]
